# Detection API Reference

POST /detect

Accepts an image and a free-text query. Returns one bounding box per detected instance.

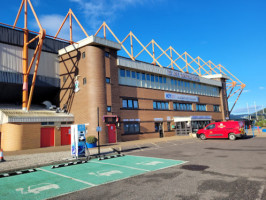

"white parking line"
[37,168,96,186]
[90,161,150,172]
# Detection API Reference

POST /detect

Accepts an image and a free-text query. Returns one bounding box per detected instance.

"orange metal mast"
[22,0,28,111]
[13,0,45,111]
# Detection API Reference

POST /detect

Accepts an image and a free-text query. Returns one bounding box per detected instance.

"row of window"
[124,123,140,134]
[122,99,139,109]
[153,101,169,110]
[196,104,207,111]
[173,103,192,111]
[119,68,220,97]
[120,99,220,112]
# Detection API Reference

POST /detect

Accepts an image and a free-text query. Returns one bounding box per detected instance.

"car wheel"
[200,134,206,140]
[229,133,236,141]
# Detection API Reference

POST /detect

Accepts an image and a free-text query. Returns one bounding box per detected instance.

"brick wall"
[1,123,41,151]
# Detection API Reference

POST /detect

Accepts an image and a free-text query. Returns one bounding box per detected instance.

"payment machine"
[71,124,89,159]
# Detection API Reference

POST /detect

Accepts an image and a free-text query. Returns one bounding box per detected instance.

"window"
[41,122,54,126]
[196,104,206,111]
[159,76,162,83]
[163,77,166,83]
[133,100,138,108]
[120,69,125,77]
[213,105,220,112]
[123,123,140,134]
[128,100,133,108]
[151,75,154,82]
[171,79,174,85]
[142,73,146,80]
[126,70,130,77]
[153,101,169,110]
[105,52,110,58]
[107,106,111,112]
[106,77,110,84]
[155,76,159,82]
[206,124,215,130]
[63,75,67,83]
[83,78,87,85]
[146,74,150,81]
[173,103,192,111]
[136,72,140,80]
[122,99,138,109]
[167,122,171,131]
[82,52,85,59]
[132,71,136,78]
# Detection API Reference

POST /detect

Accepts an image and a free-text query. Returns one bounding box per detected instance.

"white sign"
[89,170,122,177]
[16,183,59,194]
[166,69,200,82]
[74,80,80,93]
[136,161,164,166]
[154,118,163,121]
[165,92,199,102]
[96,126,102,132]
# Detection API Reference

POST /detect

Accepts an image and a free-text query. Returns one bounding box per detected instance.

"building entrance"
[107,124,117,143]
[155,122,164,138]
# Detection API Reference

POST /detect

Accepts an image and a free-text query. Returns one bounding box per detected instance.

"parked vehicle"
[197,121,245,140]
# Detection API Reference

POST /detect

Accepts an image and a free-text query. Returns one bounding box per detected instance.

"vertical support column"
[86,46,107,144]
[22,0,28,111]
[220,78,229,120]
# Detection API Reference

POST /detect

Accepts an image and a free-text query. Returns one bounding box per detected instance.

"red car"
[197,121,245,140]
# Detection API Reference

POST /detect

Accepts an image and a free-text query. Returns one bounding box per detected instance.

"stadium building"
[0,4,244,151]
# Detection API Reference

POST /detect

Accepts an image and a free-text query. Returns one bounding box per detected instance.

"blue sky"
[1,0,265,114]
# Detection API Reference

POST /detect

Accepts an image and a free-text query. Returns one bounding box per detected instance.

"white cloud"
[259,86,265,90]
[232,105,264,114]
[69,0,158,32]
[242,89,250,93]
[32,14,83,41]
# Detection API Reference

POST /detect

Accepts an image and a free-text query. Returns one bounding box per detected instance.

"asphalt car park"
[1,135,266,200]
[53,136,266,200]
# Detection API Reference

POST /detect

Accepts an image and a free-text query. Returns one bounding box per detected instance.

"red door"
[108,124,117,143]
[61,127,71,145]
[41,127,55,147]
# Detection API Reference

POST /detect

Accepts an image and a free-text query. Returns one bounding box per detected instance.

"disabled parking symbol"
[88,170,123,177]
[136,161,163,166]
[16,183,60,195]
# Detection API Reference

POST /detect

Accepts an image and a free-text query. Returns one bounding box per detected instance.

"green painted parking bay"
[0,155,187,200]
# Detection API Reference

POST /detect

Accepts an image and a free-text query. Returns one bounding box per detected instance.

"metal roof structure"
[94,22,245,114]
[0,109,74,124]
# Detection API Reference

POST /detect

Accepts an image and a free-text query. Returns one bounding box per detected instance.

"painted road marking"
[0,155,187,200]
[16,183,60,194]
[90,160,150,172]
[88,170,123,177]
[38,168,96,186]
[136,161,164,166]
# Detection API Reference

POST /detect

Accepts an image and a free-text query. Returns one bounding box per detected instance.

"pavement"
[1,129,265,174]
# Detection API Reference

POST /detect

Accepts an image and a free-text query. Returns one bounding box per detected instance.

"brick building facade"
[59,36,229,144]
